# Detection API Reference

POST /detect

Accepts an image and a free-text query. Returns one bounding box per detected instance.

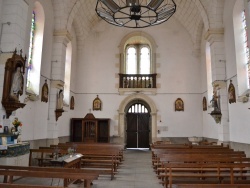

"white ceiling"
[52,0,224,52]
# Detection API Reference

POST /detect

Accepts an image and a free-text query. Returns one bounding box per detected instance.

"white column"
[47,30,71,140]
[205,29,230,143]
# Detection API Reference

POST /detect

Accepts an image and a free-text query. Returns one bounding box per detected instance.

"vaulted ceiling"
[52,0,224,52]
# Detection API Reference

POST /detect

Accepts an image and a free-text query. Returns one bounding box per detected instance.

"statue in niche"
[210,90,220,112]
[209,87,222,124]
[10,66,23,101]
[41,80,49,103]
[228,80,236,104]
[56,89,64,109]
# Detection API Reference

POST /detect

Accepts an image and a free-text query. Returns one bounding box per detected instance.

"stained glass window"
[242,10,250,85]
[27,11,36,89]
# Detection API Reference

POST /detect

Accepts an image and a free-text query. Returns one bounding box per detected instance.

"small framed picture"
[175,98,184,111]
[203,97,207,111]
[41,80,49,103]
[93,95,102,111]
[70,96,75,110]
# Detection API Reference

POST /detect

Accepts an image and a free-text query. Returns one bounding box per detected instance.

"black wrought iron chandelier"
[95,0,176,28]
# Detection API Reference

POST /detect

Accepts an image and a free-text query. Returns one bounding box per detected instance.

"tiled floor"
[11,149,163,188]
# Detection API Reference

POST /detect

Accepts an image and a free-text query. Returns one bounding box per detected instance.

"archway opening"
[125,100,151,149]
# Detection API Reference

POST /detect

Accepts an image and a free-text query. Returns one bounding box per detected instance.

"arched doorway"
[126,101,150,148]
[118,93,158,146]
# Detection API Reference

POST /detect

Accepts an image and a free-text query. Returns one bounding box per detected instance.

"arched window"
[119,32,157,91]
[206,42,213,101]
[242,10,249,62]
[128,103,148,113]
[126,46,137,74]
[125,44,151,74]
[26,2,45,95]
[63,42,72,105]
[233,0,249,94]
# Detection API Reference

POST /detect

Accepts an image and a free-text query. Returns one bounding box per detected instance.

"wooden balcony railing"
[119,74,157,88]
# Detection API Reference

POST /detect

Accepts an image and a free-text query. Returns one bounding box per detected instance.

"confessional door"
[126,113,150,148]
[83,120,97,142]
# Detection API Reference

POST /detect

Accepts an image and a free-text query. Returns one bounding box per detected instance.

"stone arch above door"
[118,93,158,145]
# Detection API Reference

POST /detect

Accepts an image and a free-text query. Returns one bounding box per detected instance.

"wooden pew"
[0,165,99,188]
[151,148,241,168]
[29,148,68,167]
[0,184,64,188]
[153,153,247,170]
[157,158,250,188]
[57,142,124,161]
[151,144,250,187]
[46,143,123,180]
[159,163,250,188]
[175,185,250,188]
[150,143,228,149]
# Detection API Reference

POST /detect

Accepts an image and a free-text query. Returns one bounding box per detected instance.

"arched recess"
[193,0,209,31]
[26,1,45,96]
[118,93,158,145]
[119,31,158,74]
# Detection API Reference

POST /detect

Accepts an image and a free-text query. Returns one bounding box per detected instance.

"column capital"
[212,80,227,89]
[50,79,64,90]
[204,28,224,45]
[53,30,72,46]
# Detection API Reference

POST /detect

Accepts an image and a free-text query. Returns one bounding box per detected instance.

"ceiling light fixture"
[95,0,176,28]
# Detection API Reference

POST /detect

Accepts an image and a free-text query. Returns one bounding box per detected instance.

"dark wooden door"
[126,113,150,148]
[137,113,150,148]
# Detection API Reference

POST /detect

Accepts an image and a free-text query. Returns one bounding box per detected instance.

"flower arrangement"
[68,147,75,156]
[12,117,22,136]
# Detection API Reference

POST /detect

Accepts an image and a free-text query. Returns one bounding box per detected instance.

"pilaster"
[206,28,230,143]
[47,30,71,139]
[51,30,72,81]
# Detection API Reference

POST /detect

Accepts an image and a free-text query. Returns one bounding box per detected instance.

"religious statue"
[10,67,23,101]
[41,80,49,103]
[210,90,220,112]
[57,89,64,109]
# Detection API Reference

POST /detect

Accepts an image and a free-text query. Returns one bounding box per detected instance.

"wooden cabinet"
[71,113,110,143]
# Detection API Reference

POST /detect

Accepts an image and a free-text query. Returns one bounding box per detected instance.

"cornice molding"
[204,28,224,44]
[53,30,72,45]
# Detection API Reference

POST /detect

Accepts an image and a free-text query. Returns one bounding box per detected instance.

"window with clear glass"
[126,47,137,74]
[63,42,72,105]
[128,103,148,113]
[126,45,151,74]
[140,47,150,74]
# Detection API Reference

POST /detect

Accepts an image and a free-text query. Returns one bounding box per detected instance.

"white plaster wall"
[223,0,250,144]
[74,18,203,138]
[57,26,78,137]
[200,28,219,139]
[0,0,3,24]
[2,0,55,141]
